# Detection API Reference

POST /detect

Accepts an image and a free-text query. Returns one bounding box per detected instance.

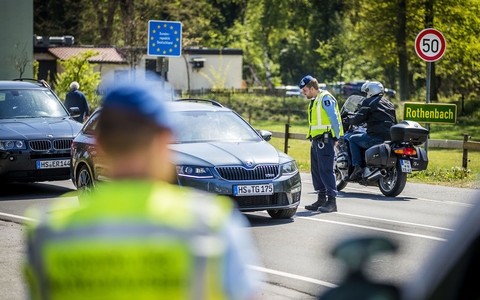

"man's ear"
[149,130,176,182]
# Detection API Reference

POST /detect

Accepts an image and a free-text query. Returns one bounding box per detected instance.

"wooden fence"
[269,126,480,169]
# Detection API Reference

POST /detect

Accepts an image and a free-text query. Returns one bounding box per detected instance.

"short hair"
[69,82,80,90]
[96,108,166,157]
[305,78,319,90]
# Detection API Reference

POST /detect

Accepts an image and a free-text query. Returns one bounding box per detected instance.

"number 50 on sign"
[415,28,446,62]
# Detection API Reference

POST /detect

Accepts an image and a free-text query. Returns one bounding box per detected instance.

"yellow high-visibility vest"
[307,91,344,139]
[25,180,233,300]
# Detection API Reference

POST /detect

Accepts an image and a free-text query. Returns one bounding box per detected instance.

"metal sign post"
[414,28,447,153]
[425,62,431,152]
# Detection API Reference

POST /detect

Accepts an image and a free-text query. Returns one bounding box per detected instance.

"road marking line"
[334,212,454,231]
[298,216,447,242]
[343,186,473,207]
[0,212,36,222]
[248,265,337,288]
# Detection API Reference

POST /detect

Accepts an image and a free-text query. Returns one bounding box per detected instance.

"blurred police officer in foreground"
[300,76,343,213]
[24,81,260,300]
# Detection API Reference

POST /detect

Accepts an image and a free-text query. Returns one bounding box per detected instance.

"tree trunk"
[262,27,274,90]
[91,0,118,45]
[396,0,409,101]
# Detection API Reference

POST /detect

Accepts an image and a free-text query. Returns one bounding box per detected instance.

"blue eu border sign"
[147,20,182,57]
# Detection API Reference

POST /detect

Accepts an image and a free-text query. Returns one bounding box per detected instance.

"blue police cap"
[299,75,313,89]
[102,83,172,130]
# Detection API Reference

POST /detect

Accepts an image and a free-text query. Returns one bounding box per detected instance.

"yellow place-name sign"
[403,102,457,124]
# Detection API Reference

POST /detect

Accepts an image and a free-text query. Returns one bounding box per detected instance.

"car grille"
[29,140,52,151]
[29,139,73,151]
[232,192,289,208]
[53,139,73,150]
[216,165,279,181]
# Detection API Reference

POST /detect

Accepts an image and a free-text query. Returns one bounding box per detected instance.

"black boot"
[347,165,363,181]
[305,193,327,211]
[318,195,337,213]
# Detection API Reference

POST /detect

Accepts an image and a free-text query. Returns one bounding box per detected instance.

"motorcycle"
[335,95,429,197]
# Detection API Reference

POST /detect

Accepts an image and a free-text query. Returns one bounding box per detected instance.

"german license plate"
[36,159,70,169]
[234,183,274,196]
[400,159,412,173]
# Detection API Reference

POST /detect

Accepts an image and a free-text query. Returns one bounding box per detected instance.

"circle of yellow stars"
[150,24,180,54]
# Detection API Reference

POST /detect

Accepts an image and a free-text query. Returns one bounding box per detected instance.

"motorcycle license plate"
[400,160,412,173]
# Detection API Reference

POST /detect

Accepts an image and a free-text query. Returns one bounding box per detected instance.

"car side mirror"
[68,106,81,118]
[319,236,400,300]
[258,130,272,142]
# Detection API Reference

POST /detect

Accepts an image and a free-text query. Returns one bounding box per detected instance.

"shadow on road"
[338,191,415,202]
[244,213,294,227]
[0,182,75,201]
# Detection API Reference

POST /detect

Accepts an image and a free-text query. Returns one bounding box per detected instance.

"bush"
[54,50,101,110]
[408,166,471,182]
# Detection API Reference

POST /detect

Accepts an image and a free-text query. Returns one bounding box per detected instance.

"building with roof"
[34,38,129,87]
[34,36,243,93]
[0,0,33,80]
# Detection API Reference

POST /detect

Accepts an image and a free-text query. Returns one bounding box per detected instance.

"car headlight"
[0,140,26,150]
[176,166,214,178]
[280,161,298,176]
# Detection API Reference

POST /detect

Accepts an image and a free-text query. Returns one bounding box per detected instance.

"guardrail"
[269,126,479,169]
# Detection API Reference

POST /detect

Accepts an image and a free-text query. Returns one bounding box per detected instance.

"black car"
[0,79,83,182]
[341,81,397,99]
[71,100,302,219]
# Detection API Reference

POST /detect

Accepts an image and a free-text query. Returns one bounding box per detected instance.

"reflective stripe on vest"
[26,181,233,300]
[307,91,343,139]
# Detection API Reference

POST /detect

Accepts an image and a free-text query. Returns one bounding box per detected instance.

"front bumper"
[177,171,302,211]
[0,150,71,182]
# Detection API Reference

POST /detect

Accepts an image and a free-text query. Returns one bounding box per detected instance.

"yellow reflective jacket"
[307,91,344,139]
[25,180,234,300]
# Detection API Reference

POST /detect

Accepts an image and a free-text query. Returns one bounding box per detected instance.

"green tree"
[55,50,101,109]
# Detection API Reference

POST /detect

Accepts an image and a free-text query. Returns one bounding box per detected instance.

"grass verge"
[252,121,480,189]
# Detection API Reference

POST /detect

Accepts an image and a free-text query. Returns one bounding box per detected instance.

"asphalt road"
[0,174,478,299]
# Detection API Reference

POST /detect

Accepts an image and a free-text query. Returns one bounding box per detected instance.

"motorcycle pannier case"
[411,147,429,171]
[365,144,397,167]
[390,120,429,145]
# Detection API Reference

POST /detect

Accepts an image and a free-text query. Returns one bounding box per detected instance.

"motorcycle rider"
[344,81,397,180]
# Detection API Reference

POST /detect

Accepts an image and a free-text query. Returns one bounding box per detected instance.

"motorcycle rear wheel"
[378,161,407,197]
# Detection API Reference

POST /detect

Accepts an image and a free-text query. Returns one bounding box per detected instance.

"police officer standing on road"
[24,81,260,300]
[300,75,343,213]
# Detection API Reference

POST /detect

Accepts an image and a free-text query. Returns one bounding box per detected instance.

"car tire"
[267,206,298,219]
[77,165,93,191]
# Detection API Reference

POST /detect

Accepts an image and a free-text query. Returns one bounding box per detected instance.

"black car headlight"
[176,166,214,178]
[0,140,26,150]
[280,161,298,176]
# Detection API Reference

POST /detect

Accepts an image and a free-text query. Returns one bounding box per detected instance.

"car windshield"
[172,110,261,143]
[0,89,68,119]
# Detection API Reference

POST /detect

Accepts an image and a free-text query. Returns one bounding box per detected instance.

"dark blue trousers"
[311,139,337,197]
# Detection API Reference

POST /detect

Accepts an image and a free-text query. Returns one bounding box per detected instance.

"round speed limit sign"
[415,28,446,62]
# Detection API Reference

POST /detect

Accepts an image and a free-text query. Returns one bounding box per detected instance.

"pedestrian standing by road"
[24,81,260,300]
[300,75,344,213]
[64,81,90,123]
